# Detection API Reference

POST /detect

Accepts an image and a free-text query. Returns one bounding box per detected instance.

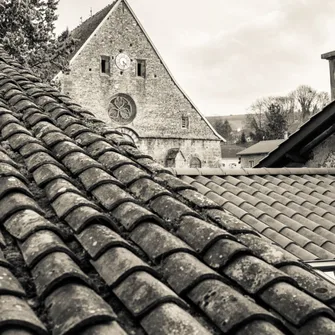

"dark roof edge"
[256,101,335,167]
[321,50,335,60]
[168,167,335,176]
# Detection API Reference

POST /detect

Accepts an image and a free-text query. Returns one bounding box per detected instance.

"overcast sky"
[55,0,335,116]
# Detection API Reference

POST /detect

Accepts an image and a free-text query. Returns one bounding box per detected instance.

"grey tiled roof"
[0,48,335,334]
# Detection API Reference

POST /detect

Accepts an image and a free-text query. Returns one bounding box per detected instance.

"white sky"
[55,0,335,116]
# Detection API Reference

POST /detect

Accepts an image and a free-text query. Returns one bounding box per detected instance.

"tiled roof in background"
[175,167,335,261]
[237,139,285,156]
[69,1,117,59]
[0,48,335,334]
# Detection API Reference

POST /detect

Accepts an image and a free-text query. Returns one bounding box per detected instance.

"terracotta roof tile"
[0,47,334,334]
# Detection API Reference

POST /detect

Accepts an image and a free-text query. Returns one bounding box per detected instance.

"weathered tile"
[114,271,187,317]
[86,140,118,158]
[62,152,103,176]
[0,295,47,334]
[224,255,293,294]
[188,279,278,333]
[45,283,116,335]
[161,252,224,295]
[53,140,85,160]
[260,282,334,326]
[75,131,105,146]
[141,302,212,335]
[80,321,127,335]
[0,176,32,200]
[206,209,256,233]
[204,239,250,269]
[155,173,196,191]
[92,184,135,211]
[52,192,100,219]
[295,316,335,335]
[150,195,199,223]
[112,202,162,231]
[4,209,61,241]
[76,224,133,260]
[1,122,31,139]
[177,216,234,254]
[280,265,335,303]
[42,131,73,147]
[64,206,113,233]
[0,193,43,222]
[20,230,75,268]
[25,152,64,173]
[32,252,89,298]
[113,164,150,185]
[79,167,122,192]
[0,266,26,296]
[129,178,171,202]
[235,320,285,335]
[130,222,196,261]
[98,151,136,171]
[64,123,90,138]
[236,233,300,266]
[33,164,71,187]
[19,142,51,158]
[44,178,82,202]
[92,247,156,288]
[7,133,42,150]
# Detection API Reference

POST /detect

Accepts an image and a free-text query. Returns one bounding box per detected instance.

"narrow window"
[101,56,110,74]
[249,160,254,168]
[136,59,146,78]
[181,116,189,129]
[190,157,201,168]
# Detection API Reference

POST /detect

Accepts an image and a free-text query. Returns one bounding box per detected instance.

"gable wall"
[60,1,219,142]
[306,133,335,167]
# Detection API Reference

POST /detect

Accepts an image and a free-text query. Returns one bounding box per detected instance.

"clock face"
[116,53,131,70]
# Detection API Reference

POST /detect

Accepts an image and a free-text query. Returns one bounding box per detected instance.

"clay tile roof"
[237,139,285,156]
[0,48,335,334]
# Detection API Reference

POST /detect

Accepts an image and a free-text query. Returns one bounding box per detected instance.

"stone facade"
[306,133,335,167]
[240,154,267,168]
[57,0,222,167]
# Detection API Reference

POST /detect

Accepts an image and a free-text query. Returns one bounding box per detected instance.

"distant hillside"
[207,114,248,131]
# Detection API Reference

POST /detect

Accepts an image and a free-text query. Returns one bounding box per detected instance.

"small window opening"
[190,157,201,168]
[181,116,189,129]
[101,56,110,74]
[136,59,146,78]
[249,160,254,168]
[89,68,92,71]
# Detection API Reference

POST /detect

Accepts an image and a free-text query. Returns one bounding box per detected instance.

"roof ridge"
[70,1,117,34]
[170,167,335,176]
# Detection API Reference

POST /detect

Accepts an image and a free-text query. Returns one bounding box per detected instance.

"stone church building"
[55,0,223,168]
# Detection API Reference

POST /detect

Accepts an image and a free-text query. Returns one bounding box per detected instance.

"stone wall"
[306,133,335,167]
[240,154,267,168]
[60,1,219,141]
[58,1,221,168]
[138,138,221,168]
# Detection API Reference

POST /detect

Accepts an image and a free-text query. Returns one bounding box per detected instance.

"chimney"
[321,50,335,101]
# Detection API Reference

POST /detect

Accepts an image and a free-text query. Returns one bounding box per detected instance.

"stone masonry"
[57,0,222,167]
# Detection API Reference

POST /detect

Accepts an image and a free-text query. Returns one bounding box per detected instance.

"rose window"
[108,94,136,124]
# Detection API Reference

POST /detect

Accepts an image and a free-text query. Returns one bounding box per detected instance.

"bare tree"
[290,85,330,121]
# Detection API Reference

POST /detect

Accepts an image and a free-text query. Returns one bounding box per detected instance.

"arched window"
[108,94,137,125]
[190,157,201,168]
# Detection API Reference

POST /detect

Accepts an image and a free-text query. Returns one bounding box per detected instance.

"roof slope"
[0,49,335,334]
[69,2,117,59]
[257,102,335,167]
[238,139,284,156]
[175,167,335,262]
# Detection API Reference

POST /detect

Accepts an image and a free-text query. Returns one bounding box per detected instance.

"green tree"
[0,0,74,82]
[214,119,233,141]
[264,103,288,140]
